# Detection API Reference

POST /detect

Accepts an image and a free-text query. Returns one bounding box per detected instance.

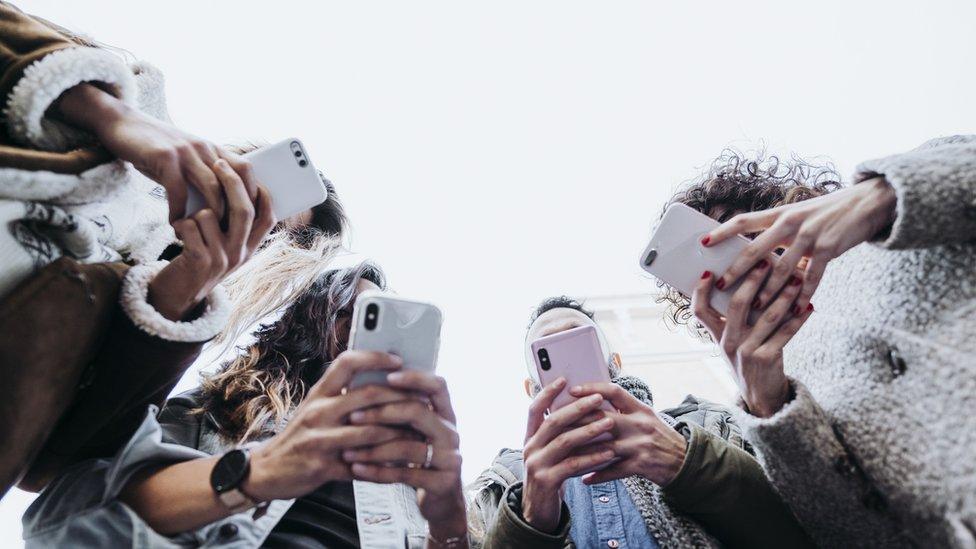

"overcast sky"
[4,0,976,543]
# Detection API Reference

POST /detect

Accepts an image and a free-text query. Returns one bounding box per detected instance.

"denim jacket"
[23,391,428,548]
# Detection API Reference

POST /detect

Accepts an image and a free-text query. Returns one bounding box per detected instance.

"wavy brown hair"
[194,261,386,443]
[656,149,842,334]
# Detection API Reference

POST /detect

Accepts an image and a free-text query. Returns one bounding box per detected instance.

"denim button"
[598,495,611,503]
[607,540,619,548]
[219,523,238,538]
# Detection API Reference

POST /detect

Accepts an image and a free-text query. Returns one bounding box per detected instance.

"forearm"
[52,82,128,137]
[120,456,229,535]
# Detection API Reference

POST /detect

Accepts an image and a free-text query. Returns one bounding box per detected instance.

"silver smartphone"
[347,291,443,389]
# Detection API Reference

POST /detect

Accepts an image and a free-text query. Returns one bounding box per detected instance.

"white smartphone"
[185,138,328,221]
[640,203,773,318]
[347,291,443,389]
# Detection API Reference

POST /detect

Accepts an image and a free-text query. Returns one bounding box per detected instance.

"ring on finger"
[423,442,434,469]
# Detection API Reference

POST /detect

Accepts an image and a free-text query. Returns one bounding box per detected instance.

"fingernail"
[599,417,614,427]
[789,276,801,286]
[701,271,711,279]
[386,372,405,383]
[701,235,711,246]
[342,450,356,461]
[351,463,367,474]
[350,411,365,422]
[807,303,814,312]
[571,385,583,394]
[715,278,726,290]
[752,297,762,310]
[756,259,769,270]
[555,377,567,387]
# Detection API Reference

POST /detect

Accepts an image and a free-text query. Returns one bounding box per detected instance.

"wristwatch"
[210,448,258,513]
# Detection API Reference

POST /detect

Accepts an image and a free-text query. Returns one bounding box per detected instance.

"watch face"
[211,449,249,493]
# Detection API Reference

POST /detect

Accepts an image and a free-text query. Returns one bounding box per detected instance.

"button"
[218,523,238,538]
[887,347,907,377]
[598,495,611,503]
[607,540,620,548]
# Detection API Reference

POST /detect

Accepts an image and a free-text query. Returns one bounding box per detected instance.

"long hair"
[657,149,842,334]
[195,260,386,443]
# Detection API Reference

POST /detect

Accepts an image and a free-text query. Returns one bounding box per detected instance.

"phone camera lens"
[364,303,379,330]
[538,348,551,371]
[294,150,302,157]
[299,159,308,167]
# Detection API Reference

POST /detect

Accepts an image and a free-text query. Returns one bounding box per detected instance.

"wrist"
[745,379,790,418]
[240,444,274,503]
[863,176,898,236]
[656,426,689,486]
[54,82,129,136]
[521,485,561,533]
[147,279,201,321]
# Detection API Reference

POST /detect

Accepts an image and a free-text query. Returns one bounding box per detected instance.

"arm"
[855,135,976,250]
[662,422,813,549]
[480,482,572,549]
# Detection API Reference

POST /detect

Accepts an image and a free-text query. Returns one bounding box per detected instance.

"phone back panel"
[639,203,767,318]
[348,291,442,389]
[531,326,614,412]
[185,138,327,220]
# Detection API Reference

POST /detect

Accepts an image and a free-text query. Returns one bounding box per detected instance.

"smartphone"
[185,138,328,221]
[531,325,616,443]
[639,203,773,319]
[347,291,443,389]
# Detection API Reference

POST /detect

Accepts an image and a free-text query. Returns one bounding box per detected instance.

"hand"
[55,83,258,221]
[520,378,617,534]
[703,177,897,312]
[243,351,413,502]
[147,159,276,320]
[567,383,687,486]
[344,371,468,543]
[692,262,813,418]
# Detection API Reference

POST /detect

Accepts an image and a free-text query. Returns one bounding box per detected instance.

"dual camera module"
[537,348,551,371]
[290,140,308,168]
[364,303,379,331]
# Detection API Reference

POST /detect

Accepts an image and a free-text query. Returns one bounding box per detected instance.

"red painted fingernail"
[752,297,762,310]
[789,276,801,286]
[715,278,726,290]
[756,259,769,270]
[701,271,711,279]
[807,303,814,312]
[701,235,711,246]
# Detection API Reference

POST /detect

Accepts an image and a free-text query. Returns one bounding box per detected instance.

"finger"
[531,394,607,448]
[715,222,787,291]
[245,185,276,253]
[329,384,416,418]
[549,448,617,482]
[534,417,615,464]
[161,173,188,223]
[525,378,566,442]
[724,259,769,335]
[796,255,827,312]
[744,273,803,347]
[581,460,631,485]
[386,371,456,423]
[310,350,403,398]
[756,237,811,309]
[217,149,259,201]
[324,424,411,449]
[183,154,224,220]
[349,400,457,448]
[703,208,780,247]
[350,463,453,491]
[212,158,253,264]
[191,209,229,275]
[759,304,813,351]
[173,218,205,256]
[342,440,460,472]
[690,270,725,339]
[567,383,638,413]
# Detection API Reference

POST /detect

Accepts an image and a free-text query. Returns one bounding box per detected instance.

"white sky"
[4,0,976,544]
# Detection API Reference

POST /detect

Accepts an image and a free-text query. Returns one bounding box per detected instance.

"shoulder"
[157,388,209,448]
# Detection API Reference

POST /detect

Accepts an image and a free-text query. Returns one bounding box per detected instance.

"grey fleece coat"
[735,135,976,548]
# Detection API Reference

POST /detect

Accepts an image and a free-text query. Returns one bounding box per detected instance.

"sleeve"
[855,134,976,250]
[0,1,136,151]
[480,482,572,549]
[730,378,905,547]
[662,423,813,549]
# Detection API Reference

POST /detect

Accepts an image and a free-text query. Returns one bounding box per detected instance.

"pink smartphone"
[531,325,616,443]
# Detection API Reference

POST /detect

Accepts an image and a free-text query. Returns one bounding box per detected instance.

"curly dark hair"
[656,149,842,332]
[195,261,386,442]
[529,295,595,328]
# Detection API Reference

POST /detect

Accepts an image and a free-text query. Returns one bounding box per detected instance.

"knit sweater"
[734,135,976,547]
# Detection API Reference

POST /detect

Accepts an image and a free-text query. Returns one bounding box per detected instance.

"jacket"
[23,389,429,548]
[0,2,229,496]
[734,135,976,547]
[471,392,812,549]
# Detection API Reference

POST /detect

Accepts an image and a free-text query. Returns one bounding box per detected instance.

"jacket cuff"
[855,135,976,250]
[488,482,570,549]
[3,46,136,151]
[119,261,229,343]
[660,422,709,507]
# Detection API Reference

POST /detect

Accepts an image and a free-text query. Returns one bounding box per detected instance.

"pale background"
[3,0,975,544]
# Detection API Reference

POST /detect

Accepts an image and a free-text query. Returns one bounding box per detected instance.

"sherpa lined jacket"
[0,2,229,497]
